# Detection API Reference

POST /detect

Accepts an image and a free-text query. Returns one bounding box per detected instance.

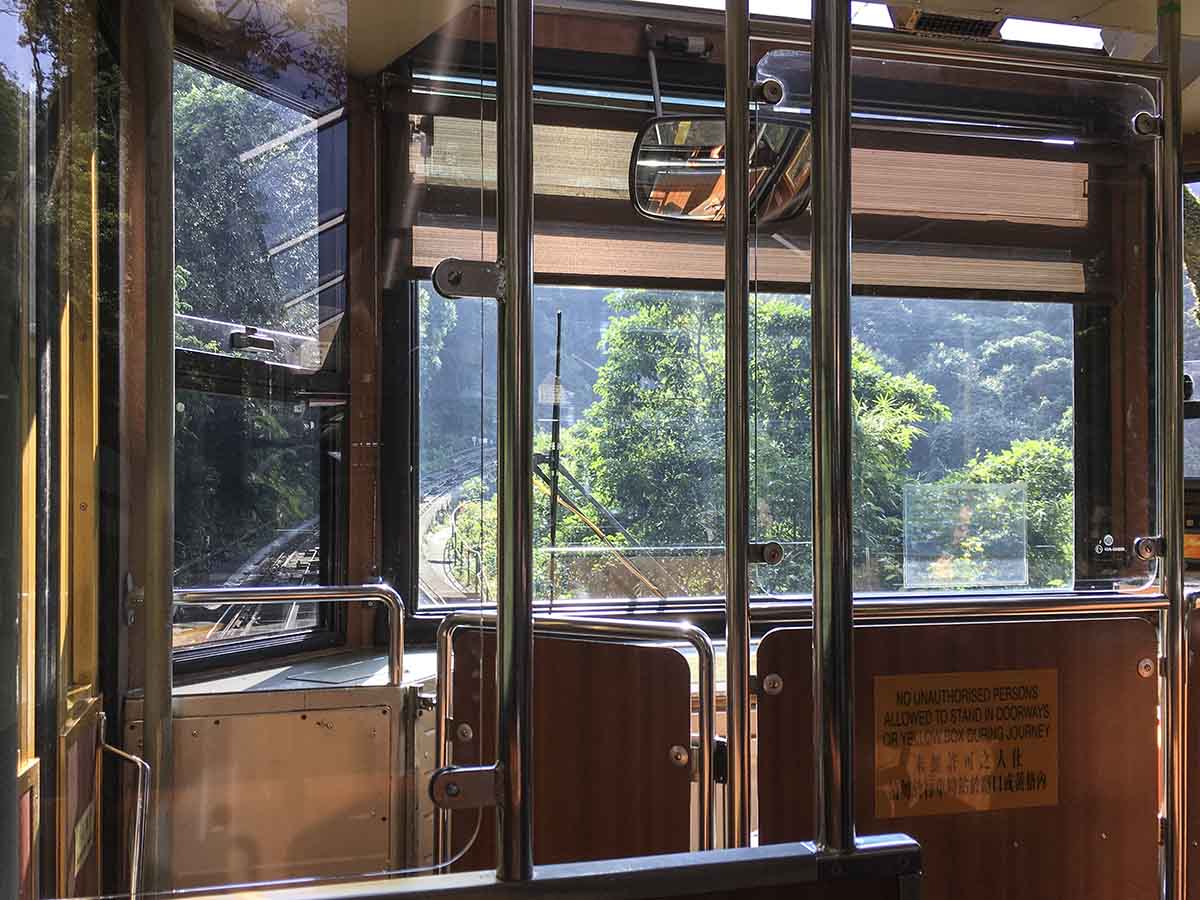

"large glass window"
[418,284,1076,605]
[172,59,348,650]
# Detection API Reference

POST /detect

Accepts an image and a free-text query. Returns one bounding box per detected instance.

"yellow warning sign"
[874,668,1058,818]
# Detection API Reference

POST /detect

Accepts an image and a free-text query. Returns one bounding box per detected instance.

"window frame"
[392,42,1160,628]
[169,49,352,670]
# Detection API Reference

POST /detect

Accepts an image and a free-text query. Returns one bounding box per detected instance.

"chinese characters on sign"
[874,668,1058,817]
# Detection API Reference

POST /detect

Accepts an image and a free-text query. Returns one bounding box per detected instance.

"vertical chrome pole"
[810,0,856,854]
[138,0,175,889]
[495,0,535,881]
[1157,3,1185,899]
[723,0,752,851]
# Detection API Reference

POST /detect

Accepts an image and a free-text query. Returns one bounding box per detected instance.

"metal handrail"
[433,612,717,865]
[752,592,1169,622]
[173,584,405,685]
[98,712,151,898]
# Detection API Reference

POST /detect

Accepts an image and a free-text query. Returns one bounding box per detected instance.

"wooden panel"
[1182,612,1200,897]
[346,80,381,597]
[57,697,101,898]
[757,618,1158,900]
[419,116,1088,227]
[448,632,693,869]
[413,225,1086,295]
[17,762,38,900]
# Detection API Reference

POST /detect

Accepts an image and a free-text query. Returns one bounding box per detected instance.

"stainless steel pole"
[495,0,536,880]
[138,0,175,888]
[1157,3,1185,899]
[810,0,856,854]
[723,0,753,851]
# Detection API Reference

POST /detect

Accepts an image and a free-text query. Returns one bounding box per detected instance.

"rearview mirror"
[628,114,812,225]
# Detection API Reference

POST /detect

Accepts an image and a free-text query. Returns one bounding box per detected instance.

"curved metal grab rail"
[173,584,405,685]
[99,712,151,898]
[433,612,716,864]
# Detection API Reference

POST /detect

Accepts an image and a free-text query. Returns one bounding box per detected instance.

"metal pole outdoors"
[1157,3,1186,900]
[810,0,856,853]
[495,0,536,881]
[723,0,753,850]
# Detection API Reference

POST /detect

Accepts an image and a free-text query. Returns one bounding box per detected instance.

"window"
[172,60,348,652]
[1183,182,1200,481]
[418,286,1075,606]
[405,42,1156,611]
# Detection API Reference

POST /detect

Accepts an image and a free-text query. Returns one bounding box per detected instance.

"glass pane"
[173,390,322,594]
[752,44,1158,594]
[174,60,346,371]
[1184,182,1200,481]
[418,282,729,606]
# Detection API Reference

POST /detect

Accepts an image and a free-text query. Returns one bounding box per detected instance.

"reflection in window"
[173,392,322,644]
[1183,183,1200,479]
[172,60,347,648]
[418,285,1075,604]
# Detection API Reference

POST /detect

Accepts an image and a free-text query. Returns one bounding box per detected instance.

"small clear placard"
[903,483,1028,589]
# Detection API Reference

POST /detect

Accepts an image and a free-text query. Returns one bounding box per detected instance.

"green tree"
[952,438,1074,588]
[452,289,950,599]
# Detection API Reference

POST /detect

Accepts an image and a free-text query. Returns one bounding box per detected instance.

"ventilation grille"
[898,10,1003,41]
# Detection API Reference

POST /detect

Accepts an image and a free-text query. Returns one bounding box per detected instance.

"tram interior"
[4,0,1200,897]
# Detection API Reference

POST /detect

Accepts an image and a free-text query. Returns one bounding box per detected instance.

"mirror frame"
[627,113,813,227]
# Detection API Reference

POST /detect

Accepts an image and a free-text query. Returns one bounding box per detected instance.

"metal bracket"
[1132,111,1162,137]
[1133,535,1165,561]
[431,257,503,300]
[122,572,144,626]
[712,736,729,785]
[429,764,498,810]
[752,77,784,105]
[749,541,785,565]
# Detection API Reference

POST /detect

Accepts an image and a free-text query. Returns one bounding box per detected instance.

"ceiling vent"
[891,7,1004,41]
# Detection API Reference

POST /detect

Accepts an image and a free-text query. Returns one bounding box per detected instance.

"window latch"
[229,326,276,353]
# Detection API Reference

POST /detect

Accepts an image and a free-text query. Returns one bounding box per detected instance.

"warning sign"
[874,668,1058,818]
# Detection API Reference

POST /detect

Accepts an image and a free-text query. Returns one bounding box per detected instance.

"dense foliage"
[432,288,1077,600]
[173,63,323,586]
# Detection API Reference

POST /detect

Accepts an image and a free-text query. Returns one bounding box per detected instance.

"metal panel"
[410,682,440,870]
[757,617,1159,900]
[138,705,393,889]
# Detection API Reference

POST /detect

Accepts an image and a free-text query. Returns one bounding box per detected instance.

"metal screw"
[456,722,475,742]
[762,673,784,695]
[669,745,690,767]
[1138,658,1155,679]
[447,269,463,286]
[191,730,199,738]
[445,782,461,798]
